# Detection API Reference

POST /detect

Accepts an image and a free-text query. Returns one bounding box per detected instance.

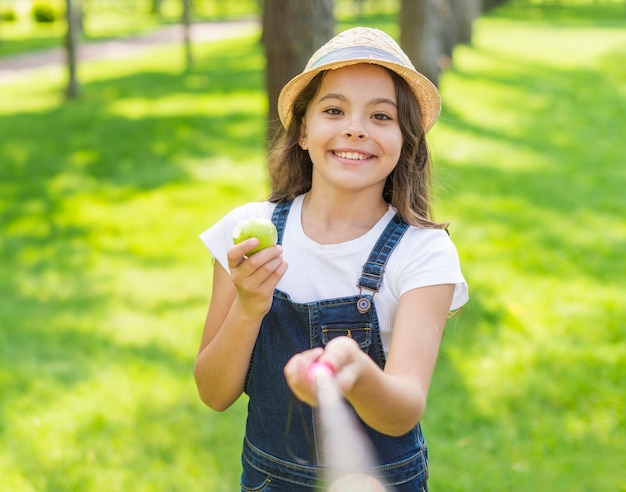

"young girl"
[195,27,468,491]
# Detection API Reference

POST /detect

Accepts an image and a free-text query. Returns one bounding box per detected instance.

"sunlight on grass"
[0,70,66,113]
[425,4,625,490]
[107,92,265,118]
[1,29,268,491]
[3,358,247,490]
[475,19,626,67]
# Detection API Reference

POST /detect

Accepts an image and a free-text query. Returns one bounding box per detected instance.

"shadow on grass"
[1,305,244,489]
[1,59,264,185]
[0,35,67,57]
[427,288,624,490]
[0,41,262,490]
[440,44,626,284]
[426,9,625,489]
[0,40,266,255]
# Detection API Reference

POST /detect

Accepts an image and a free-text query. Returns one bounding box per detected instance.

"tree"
[481,0,507,11]
[182,0,193,71]
[441,0,480,60]
[400,0,444,86]
[65,0,81,99]
[262,0,334,134]
[455,0,481,46]
[400,0,480,87]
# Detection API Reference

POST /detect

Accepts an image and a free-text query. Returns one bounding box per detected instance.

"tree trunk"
[65,0,81,99]
[440,0,456,62]
[182,0,192,71]
[442,0,480,57]
[400,0,444,87]
[400,0,479,87]
[456,0,481,45]
[481,0,506,12]
[262,0,335,135]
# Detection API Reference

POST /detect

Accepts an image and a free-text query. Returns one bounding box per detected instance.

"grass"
[0,33,268,492]
[425,3,626,490]
[0,0,261,57]
[1,1,625,491]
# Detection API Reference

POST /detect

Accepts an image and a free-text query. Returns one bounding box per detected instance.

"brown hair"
[267,67,447,230]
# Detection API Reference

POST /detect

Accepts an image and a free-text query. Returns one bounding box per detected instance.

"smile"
[333,151,372,161]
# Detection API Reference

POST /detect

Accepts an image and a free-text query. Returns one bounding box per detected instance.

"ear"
[299,122,308,150]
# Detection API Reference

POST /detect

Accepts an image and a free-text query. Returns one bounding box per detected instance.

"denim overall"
[240,201,429,491]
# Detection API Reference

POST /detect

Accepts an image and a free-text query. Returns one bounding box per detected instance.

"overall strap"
[358,214,410,293]
[271,200,293,245]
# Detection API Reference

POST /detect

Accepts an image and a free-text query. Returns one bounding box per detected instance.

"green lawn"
[1,2,625,491]
[425,3,626,490]
[0,0,261,57]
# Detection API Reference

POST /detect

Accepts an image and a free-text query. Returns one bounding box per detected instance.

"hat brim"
[278,58,442,133]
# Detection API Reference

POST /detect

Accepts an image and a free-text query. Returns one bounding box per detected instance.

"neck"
[301,190,388,244]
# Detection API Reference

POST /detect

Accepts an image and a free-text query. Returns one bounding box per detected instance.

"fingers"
[317,337,363,396]
[227,237,260,269]
[284,348,324,382]
[284,348,324,406]
[284,337,366,407]
[227,242,287,317]
[318,336,360,373]
[228,242,285,282]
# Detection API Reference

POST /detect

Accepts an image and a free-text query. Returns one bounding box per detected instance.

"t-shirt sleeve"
[198,201,275,275]
[393,228,468,311]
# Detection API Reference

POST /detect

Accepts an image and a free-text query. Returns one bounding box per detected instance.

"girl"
[195,27,468,491]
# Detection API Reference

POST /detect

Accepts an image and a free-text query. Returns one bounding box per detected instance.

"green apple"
[232,218,278,255]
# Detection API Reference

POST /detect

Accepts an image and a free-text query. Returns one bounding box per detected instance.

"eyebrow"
[318,93,397,108]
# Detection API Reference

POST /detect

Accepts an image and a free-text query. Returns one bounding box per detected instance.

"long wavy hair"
[267,67,447,230]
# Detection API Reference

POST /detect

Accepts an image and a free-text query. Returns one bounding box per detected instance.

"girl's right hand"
[227,238,287,318]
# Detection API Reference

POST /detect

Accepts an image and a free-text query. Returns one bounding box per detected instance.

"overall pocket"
[321,323,372,351]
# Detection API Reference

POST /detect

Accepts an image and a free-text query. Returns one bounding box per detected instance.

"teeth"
[335,151,368,160]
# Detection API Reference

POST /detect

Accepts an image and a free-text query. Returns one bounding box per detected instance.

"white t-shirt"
[200,194,468,353]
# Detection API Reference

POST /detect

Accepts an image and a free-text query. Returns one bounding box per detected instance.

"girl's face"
[300,64,403,197]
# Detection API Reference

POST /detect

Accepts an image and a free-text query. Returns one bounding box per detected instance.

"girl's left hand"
[283,347,323,406]
[284,337,365,406]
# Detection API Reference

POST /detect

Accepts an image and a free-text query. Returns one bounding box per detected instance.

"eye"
[324,107,343,116]
[372,112,391,121]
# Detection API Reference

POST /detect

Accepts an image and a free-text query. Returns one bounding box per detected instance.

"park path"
[0,18,259,82]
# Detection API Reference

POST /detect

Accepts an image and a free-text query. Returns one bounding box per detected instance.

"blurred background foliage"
[0,0,261,55]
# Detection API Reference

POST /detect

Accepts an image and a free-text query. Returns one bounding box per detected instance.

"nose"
[344,117,368,140]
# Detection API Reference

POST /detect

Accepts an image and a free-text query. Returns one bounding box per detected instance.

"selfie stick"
[307,362,388,492]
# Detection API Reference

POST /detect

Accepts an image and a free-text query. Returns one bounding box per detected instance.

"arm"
[284,283,454,436]
[194,238,288,411]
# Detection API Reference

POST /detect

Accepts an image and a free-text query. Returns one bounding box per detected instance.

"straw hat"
[277,27,441,133]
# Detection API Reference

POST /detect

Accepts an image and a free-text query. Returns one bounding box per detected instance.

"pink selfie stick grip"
[307,361,335,382]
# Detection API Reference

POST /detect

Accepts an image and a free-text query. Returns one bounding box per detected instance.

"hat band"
[310,46,407,70]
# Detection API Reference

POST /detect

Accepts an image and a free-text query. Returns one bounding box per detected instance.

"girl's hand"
[317,336,364,397]
[283,347,324,406]
[227,238,287,318]
[284,337,365,406]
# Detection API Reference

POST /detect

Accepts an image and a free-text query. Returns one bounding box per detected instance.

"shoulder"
[227,201,277,221]
[208,201,278,234]
[399,226,459,258]
[387,224,465,295]
[199,200,277,268]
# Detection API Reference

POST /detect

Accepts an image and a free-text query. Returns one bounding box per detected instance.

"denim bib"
[240,201,429,491]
